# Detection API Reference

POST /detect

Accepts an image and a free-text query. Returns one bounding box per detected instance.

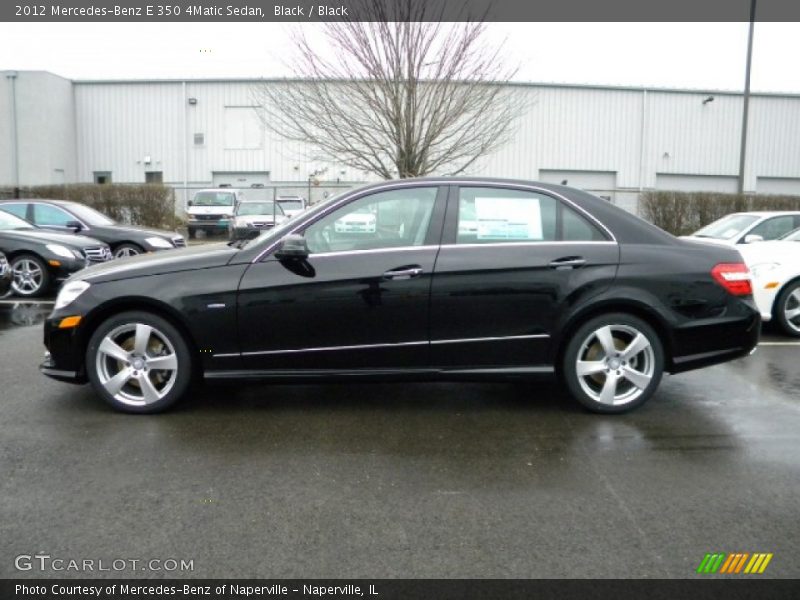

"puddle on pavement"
[0,301,53,331]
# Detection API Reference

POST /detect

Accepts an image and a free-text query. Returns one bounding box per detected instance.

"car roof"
[1,198,71,205]
[727,211,800,217]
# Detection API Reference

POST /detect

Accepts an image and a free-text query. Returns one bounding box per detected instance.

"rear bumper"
[668,310,761,373]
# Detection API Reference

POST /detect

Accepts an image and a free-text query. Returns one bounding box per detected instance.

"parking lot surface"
[1,301,798,579]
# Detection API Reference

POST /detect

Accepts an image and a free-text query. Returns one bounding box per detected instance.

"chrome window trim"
[251,179,617,263]
[307,245,439,259]
[216,333,550,358]
[439,241,616,249]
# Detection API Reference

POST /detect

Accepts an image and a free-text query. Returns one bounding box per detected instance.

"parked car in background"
[738,226,800,337]
[0,209,111,297]
[0,251,11,298]
[229,200,287,240]
[0,199,185,258]
[186,189,242,239]
[685,211,800,246]
[276,195,307,219]
[41,178,759,415]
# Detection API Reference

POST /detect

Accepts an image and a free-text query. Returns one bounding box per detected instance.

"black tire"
[188,227,196,240]
[773,280,800,338]
[86,311,193,414]
[9,254,51,298]
[113,243,145,259]
[562,313,664,414]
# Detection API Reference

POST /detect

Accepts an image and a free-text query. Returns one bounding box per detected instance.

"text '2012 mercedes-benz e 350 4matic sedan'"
[40,178,760,414]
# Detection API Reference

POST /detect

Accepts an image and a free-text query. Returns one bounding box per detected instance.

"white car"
[334,208,376,233]
[685,211,800,246]
[186,189,243,239]
[276,196,307,219]
[738,227,800,337]
[229,200,288,240]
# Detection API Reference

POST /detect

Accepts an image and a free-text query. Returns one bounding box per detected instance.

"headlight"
[55,280,90,310]
[144,237,173,249]
[46,244,76,259]
[750,262,780,278]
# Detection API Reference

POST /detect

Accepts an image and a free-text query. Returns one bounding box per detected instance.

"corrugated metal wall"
[11,76,800,197]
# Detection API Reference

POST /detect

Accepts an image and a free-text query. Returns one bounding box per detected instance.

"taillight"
[711,263,752,296]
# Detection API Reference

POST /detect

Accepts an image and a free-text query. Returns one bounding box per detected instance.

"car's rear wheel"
[86,311,192,413]
[10,254,50,298]
[774,280,800,337]
[562,313,664,414]
[113,243,144,259]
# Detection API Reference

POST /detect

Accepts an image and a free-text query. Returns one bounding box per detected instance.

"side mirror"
[66,220,83,232]
[275,234,309,260]
[743,234,764,244]
[187,200,194,207]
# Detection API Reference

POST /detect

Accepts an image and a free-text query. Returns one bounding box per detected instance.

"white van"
[186,189,243,239]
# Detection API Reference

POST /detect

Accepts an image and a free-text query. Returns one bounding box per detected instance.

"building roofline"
[63,75,800,99]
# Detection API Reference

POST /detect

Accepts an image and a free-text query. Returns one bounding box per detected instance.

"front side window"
[747,216,798,241]
[33,204,74,227]
[304,187,438,254]
[456,187,605,244]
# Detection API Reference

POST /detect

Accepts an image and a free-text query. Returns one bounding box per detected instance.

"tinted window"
[33,203,74,226]
[456,187,605,243]
[748,215,797,241]
[0,203,28,220]
[304,187,437,254]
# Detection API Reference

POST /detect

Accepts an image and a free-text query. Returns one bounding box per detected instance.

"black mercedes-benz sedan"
[0,199,185,258]
[40,178,760,414]
[0,210,112,297]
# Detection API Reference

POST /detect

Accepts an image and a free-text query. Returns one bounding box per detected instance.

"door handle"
[383,266,423,280]
[548,256,586,269]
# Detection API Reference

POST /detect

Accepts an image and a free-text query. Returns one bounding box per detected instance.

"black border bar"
[4,0,800,22]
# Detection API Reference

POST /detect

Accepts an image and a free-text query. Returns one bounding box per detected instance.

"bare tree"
[252,0,524,179]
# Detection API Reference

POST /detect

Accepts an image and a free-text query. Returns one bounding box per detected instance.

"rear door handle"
[548,256,586,269]
[383,266,423,280]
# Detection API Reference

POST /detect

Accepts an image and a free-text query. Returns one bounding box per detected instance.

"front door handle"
[548,256,586,269]
[383,266,423,280]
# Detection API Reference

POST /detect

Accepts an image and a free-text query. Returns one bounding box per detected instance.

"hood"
[75,242,238,283]
[187,205,235,215]
[0,229,107,248]
[235,214,285,223]
[94,223,180,239]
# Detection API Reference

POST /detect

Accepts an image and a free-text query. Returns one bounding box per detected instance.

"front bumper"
[40,314,88,384]
[188,219,230,229]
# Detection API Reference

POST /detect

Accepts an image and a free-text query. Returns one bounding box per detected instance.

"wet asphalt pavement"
[0,301,798,579]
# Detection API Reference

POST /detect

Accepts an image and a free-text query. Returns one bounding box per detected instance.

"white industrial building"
[2,70,800,212]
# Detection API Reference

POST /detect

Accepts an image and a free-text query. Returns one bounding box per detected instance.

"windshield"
[779,227,800,242]
[193,191,236,207]
[277,199,304,210]
[237,202,284,216]
[65,203,115,226]
[693,214,760,240]
[0,210,35,231]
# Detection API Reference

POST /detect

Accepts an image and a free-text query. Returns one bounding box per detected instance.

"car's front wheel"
[562,313,664,414]
[10,254,50,298]
[113,243,144,259]
[86,311,193,413]
[774,280,800,337]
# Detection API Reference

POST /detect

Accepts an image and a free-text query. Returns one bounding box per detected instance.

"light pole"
[6,71,19,197]
[737,0,756,194]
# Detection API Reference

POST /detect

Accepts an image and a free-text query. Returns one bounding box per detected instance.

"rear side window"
[456,187,606,244]
[0,203,28,220]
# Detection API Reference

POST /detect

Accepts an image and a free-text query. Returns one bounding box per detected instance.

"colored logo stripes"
[696,552,773,574]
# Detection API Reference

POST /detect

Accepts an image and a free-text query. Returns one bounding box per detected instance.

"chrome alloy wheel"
[782,287,800,334]
[114,245,141,258]
[95,323,179,407]
[575,324,656,407]
[11,258,44,296]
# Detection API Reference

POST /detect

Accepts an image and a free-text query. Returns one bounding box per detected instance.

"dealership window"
[145,171,163,184]
[93,171,112,184]
[224,107,262,149]
[304,187,438,254]
[456,187,605,243]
